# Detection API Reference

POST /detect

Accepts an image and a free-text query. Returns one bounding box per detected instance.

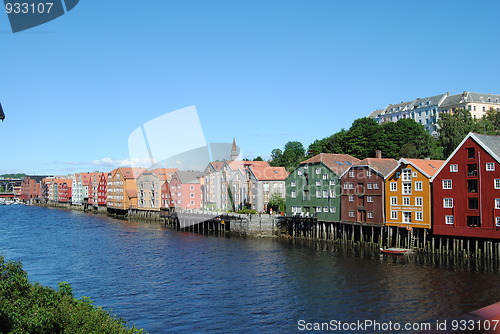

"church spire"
[230,138,239,161]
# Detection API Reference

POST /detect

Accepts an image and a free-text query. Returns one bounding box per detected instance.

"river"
[0,205,499,333]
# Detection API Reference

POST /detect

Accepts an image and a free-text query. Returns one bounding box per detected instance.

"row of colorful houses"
[20,151,290,214]
[285,132,500,240]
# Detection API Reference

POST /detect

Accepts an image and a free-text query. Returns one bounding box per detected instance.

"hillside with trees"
[268,109,500,169]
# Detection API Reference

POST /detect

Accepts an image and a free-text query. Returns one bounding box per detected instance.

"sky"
[1,0,499,175]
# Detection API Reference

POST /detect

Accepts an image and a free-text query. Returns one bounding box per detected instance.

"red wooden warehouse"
[432,133,500,239]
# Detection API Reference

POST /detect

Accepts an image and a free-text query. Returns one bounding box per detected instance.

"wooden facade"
[432,133,500,239]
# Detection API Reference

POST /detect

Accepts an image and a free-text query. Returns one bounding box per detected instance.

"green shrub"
[0,256,146,334]
[237,209,257,215]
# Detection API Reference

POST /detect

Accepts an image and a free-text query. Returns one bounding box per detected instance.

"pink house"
[169,171,204,210]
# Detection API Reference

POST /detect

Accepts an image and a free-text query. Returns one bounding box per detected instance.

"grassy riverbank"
[0,256,146,334]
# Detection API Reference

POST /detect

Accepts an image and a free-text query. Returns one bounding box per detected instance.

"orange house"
[385,158,444,229]
[106,167,146,211]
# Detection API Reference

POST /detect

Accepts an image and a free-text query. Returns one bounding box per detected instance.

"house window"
[402,169,411,181]
[469,197,478,210]
[442,180,452,189]
[467,164,477,176]
[450,164,458,172]
[316,206,322,213]
[297,170,303,176]
[190,193,195,198]
[412,172,417,177]
[349,170,355,177]
[402,183,412,195]
[291,181,296,187]
[443,198,453,208]
[343,183,349,189]
[292,206,302,214]
[329,180,335,186]
[367,195,373,202]
[349,195,354,202]
[323,207,329,212]
[390,197,397,205]
[366,170,372,177]
[445,215,454,225]
[367,183,372,189]
[349,183,354,189]
[390,182,397,191]
[415,197,423,206]
[496,179,500,189]
[348,211,355,218]
[468,180,478,193]
[329,189,336,198]
[291,190,296,198]
[496,199,500,209]
[467,216,481,227]
[323,174,328,180]
[496,217,500,227]
[415,181,423,191]
[391,211,398,220]
[263,183,270,191]
[403,197,410,206]
[330,207,336,213]
[486,163,495,171]
[316,190,322,198]
[467,147,475,159]
[403,212,412,223]
[316,180,321,186]
[190,185,195,190]
[367,211,374,219]
[372,183,378,189]
[322,190,328,198]
[415,211,423,221]
[316,168,322,175]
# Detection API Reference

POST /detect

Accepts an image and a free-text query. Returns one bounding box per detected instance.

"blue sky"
[1,0,499,175]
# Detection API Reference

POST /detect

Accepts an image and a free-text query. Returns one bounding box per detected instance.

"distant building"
[340,154,398,225]
[170,171,204,210]
[20,175,47,201]
[106,167,146,212]
[369,91,500,136]
[432,133,500,239]
[286,153,360,220]
[136,168,178,211]
[385,159,445,229]
[247,164,288,212]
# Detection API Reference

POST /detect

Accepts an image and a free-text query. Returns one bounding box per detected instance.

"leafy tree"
[281,141,305,170]
[382,118,435,159]
[306,138,328,158]
[269,148,283,167]
[268,193,285,213]
[0,256,145,333]
[478,108,500,135]
[438,109,480,157]
[253,156,263,161]
[341,118,387,159]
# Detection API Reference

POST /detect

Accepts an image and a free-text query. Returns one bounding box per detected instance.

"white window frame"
[391,211,398,220]
[367,211,374,219]
[403,212,412,223]
[445,215,454,225]
[403,197,410,206]
[450,164,458,172]
[402,169,412,181]
[316,190,322,198]
[415,197,423,206]
[367,195,373,203]
[495,198,500,209]
[329,189,336,198]
[348,195,354,202]
[390,197,397,205]
[329,180,335,186]
[366,170,372,177]
[330,207,336,213]
[316,180,321,186]
[442,180,452,189]
[323,207,329,212]
[496,217,500,227]
[402,182,412,195]
[415,181,423,191]
[349,170,355,177]
[322,190,328,198]
[323,174,328,180]
[291,190,296,198]
[390,182,397,191]
[291,181,296,187]
[443,198,453,208]
[367,183,372,189]
[316,168,322,175]
[373,183,379,190]
[348,211,355,218]
[415,211,423,221]
[495,179,500,189]
[486,163,495,171]
[316,206,322,213]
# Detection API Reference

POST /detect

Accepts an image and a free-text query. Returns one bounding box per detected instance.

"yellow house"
[107,167,146,211]
[385,159,444,229]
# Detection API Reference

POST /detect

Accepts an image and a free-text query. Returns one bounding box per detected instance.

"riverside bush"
[0,256,145,334]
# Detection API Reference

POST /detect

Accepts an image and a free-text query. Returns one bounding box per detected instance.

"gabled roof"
[343,158,398,178]
[249,165,288,181]
[225,160,270,173]
[149,168,179,181]
[431,132,500,181]
[119,167,146,179]
[174,171,204,184]
[393,158,446,179]
[300,153,360,175]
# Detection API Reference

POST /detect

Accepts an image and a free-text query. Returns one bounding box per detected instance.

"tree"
[341,118,387,159]
[253,156,263,161]
[382,118,436,159]
[438,109,480,157]
[281,141,306,171]
[268,193,285,213]
[269,148,283,167]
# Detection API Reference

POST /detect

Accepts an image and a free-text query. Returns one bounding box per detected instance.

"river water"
[0,205,499,333]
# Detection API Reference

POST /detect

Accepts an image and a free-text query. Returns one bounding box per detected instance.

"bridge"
[0,178,22,193]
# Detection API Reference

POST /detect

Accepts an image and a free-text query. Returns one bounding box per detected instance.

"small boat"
[380,247,413,255]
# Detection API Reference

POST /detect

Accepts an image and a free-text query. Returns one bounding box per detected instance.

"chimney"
[375,150,382,159]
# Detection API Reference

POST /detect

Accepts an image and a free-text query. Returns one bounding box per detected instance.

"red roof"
[402,159,446,177]
[249,165,288,181]
[352,158,399,177]
[301,153,360,175]
[149,168,179,181]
